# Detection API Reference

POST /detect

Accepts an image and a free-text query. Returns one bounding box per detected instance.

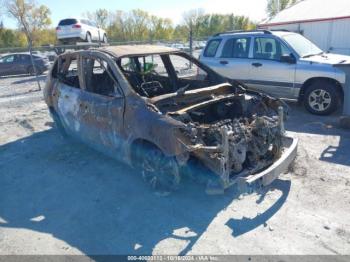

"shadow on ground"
[0,74,46,82]
[226,179,290,237]
[12,75,47,85]
[286,102,350,167]
[0,128,290,256]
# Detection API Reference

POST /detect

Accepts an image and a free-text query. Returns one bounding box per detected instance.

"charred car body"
[44,45,298,194]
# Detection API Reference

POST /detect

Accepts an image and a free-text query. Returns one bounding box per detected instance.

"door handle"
[220,60,229,65]
[252,62,262,67]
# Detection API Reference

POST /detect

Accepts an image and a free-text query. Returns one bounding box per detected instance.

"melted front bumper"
[206,133,298,194]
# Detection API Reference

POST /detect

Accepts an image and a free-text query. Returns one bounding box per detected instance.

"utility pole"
[189,21,193,68]
[28,37,41,91]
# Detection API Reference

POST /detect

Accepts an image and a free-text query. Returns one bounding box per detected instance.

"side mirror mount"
[281,54,296,64]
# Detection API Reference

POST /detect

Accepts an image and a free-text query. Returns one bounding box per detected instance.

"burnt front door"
[77,54,125,157]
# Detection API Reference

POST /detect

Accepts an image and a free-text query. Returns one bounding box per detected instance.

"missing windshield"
[117,53,223,98]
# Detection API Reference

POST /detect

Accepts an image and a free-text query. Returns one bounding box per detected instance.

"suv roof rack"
[270,29,290,32]
[213,29,272,37]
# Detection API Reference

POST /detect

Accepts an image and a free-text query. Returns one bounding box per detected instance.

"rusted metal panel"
[44,46,298,194]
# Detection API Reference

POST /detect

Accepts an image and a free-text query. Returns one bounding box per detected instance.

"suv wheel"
[86,33,92,43]
[140,145,180,195]
[28,66,36,76]
[304,80,340,115]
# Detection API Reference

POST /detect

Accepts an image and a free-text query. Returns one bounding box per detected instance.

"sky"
[2,0,268,28]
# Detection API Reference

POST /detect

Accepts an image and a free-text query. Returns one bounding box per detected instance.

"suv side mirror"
[281,54,296,64]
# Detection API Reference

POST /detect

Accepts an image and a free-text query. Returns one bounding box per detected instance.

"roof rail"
[270,29,290,32]
[213,29,272,37]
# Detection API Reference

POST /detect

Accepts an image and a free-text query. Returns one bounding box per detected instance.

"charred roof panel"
[101,45,179,58]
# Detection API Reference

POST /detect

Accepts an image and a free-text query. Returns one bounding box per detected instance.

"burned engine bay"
[151,85,286,186]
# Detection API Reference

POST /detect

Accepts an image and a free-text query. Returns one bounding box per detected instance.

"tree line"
[0,0,298,49]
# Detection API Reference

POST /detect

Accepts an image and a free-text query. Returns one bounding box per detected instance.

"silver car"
[200,30,350,115]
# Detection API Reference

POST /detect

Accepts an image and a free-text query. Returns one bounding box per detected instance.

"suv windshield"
[282,34,323,58]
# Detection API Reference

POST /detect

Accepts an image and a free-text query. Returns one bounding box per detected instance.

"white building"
[258,0,350,55]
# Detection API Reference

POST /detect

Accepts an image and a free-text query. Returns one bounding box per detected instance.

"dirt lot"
[0,74,350,256]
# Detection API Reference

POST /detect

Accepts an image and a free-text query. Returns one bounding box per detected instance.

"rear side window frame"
[221,37,251,59]
[203,39,222,57]
[53,54,80,89]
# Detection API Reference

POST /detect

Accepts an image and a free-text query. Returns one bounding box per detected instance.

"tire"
[57,39,64,45]
[86,32,92,43]
[140,145,180,195]
[303,80,340,115]
[28,66,35,76]
[103,34,108,44]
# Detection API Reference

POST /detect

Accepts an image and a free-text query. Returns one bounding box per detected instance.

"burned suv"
[44,45,298,194]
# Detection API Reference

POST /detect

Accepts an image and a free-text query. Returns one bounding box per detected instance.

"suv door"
[17,55,31,74]
[202,37,252,81]
[248,36,296,98]
[53,54,84,135]
[78,54,125,155]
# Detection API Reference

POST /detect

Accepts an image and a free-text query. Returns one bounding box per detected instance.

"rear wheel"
[303,80,340,115]
[28,66,36,76]
[140,145,180,195]
[86,32,92,43]
[103,34,108,44]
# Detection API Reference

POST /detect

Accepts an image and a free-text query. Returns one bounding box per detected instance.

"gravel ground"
[0,74,349,256]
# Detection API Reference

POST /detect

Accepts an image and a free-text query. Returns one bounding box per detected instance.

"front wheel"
[304,81,340,115]
[140,145,180,195]
[28,66,38,76]
[103,34,108,44]
[86,33,92,43]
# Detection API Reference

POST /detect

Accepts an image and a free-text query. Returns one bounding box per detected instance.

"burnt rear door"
[77,54,125,156]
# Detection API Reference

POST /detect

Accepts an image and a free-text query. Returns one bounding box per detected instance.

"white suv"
[200,30,350,115]
[56,18,107,45]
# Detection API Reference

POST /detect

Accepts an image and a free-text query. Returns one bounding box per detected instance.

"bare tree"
[83,8,109,29]
[182,8,205,57]
[182,8,205,38]
[4,0,51,90]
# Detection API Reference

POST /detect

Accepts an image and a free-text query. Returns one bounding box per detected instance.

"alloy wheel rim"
[308,89,332,112]
[141,149,179,193]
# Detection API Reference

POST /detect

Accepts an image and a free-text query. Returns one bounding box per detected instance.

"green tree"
[83,8,109,29]
[4,0,52,89]
[86,8,256,42]
[0,29,15,47]
[266,0,298,17]
[172,25,187,41]
[5,0,51,45]
[182,8,205,39]
[149,16,173,41]
[180,12,254,39]
[107,10,127,41]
